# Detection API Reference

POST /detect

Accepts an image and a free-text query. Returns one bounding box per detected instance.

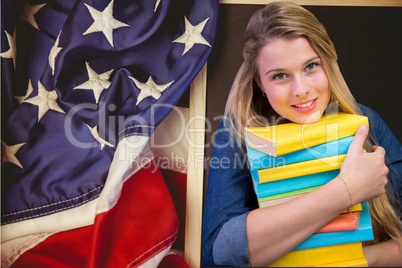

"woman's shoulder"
[215,116,240,138]
[213,116,247,154]
[357,104,386,129]
[357,103,401,146]
[358,103,379,118]
[215,116,233,137]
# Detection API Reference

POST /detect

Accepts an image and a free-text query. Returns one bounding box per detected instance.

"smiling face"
[257,37,331,124]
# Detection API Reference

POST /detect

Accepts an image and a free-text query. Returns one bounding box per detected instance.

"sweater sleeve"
[213,213,250,266]
[202,118,258,267]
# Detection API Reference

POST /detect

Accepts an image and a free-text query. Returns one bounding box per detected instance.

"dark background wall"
[204,5,402,184]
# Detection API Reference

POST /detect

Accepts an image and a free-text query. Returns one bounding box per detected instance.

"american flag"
[1,0,218,266]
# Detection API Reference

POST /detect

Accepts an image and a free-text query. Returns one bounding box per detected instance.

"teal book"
[246,136,353,170]
[294,202,374,251]
[250,169,339,198]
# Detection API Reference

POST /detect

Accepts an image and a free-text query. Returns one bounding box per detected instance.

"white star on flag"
[83,0,129,47]
[86,125,114,150]
[21,2,46,30]
[49,33,62,76]
[1,140,26,169]
[15,79,34,104]
[0,30,17,70]
[74,62,114,103]
[173,16,211,55]
[25,81,65,122]
[129,76,174,105]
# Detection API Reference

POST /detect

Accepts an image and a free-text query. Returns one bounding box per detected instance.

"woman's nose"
[292,75,310,98]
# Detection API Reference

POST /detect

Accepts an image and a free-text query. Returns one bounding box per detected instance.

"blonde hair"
[225,1,401,244]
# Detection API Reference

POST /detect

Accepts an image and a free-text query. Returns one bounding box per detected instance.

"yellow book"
[257,154,346,183]
[268,242,367,267]
[245,113,368,156]
[319,257,368,267]
[345,203,362,212]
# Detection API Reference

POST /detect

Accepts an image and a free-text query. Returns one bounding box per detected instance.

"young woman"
[202,2,402,267]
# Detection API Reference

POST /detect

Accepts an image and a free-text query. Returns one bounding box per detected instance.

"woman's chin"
[289,110,324,124]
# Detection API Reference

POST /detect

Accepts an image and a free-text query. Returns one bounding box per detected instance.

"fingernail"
[360,124,368,131]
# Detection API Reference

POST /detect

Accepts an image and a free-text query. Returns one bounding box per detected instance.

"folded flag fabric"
[7,158,178,268]
[1,0,218,266]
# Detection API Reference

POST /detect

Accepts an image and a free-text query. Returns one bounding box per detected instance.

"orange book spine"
[316,211,360,233]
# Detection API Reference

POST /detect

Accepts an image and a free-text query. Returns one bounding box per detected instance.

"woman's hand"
[339,124,388,203]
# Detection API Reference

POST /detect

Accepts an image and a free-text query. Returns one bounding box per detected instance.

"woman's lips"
[291,98,317,113]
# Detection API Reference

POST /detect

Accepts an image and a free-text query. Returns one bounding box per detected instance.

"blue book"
[294,202,374,250]
[246,136,353,170]
[250,169,339,198]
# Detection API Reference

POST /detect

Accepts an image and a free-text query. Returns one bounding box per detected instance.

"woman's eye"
[306,62,318,71]
[272,73,287,80]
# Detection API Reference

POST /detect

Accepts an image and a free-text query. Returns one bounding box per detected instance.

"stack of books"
[245,113,374,267]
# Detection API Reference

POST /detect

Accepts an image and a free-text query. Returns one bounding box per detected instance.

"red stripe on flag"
[12,159,179,267]
[160,168,187,252]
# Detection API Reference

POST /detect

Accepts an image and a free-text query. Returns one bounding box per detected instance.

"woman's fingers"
[347,124,369,155]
